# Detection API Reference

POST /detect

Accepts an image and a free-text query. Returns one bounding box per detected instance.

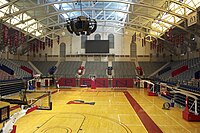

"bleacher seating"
[159,82,200,114]
[156,57,200,88]
[174,93,200,114]
[171,65,188,77]
[112,61,136,78]
[157,61,182,81]
[0,70,15,81]
[0,58,31,79]
[11,60,36,74]
[0,64,14,75]
[55,61,82,78]
[139,62,166,77]
[82,61,108,78]
[172,66,199,82]
[32,61,57,75]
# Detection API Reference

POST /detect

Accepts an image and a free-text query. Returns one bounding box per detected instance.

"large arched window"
[60,43,66,57]
[81,35,87,48]
[94,34,101,40]
[108,34,114,48]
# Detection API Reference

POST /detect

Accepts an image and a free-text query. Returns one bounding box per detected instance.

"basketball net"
[160,85,169,95]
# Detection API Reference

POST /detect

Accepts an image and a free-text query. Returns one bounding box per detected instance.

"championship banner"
[8,36,11,46]
[144,37,146,46]
[32,43,35,53]
[171,37,174,46]
[8,28,14,46]
[152,38,157,49]
[35,39,40,53]
[150,41,152,50]
[159,44,162,53]
[40,41,43,50]
[29,43,32,52]
[168,28,173,41]
[156,44,159,53]
[48,38,50,47]
[57,36,60,45]
[152,39,154,49]
[0,22,2,44]
[161,44,164,52]
[180,34,184,46]
[3,25,8,45]
[36,42,39,53]
[18,32,21,45]
[14,30,19,47]
[43,41,45,50]
[142,39,144,47]
[50,40,53,48]
[176,35,179,47]
[45,37,48,46]
[22,33,26,44]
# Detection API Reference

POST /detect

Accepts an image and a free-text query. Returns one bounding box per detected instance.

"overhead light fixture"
[66,0,97,36]
[66,16,97,36]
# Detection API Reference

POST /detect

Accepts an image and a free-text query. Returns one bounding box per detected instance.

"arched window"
[81,35,87,48]
[108,34,114,48]
[94,34,101,40]
[60,43,66,57]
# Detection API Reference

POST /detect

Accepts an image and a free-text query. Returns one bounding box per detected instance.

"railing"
[0,79,26,97]
[160,83,200,115]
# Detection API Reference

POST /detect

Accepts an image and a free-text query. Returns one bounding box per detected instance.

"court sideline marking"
[124,91,163,133]
[139,91,192,133]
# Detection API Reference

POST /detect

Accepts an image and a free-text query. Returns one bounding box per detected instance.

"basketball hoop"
[160,85,169,95]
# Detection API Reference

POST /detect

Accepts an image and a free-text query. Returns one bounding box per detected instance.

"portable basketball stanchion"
[91,77,96,89]
[160,83,200,121]
[182,96,200,121]
[143,80,157,96]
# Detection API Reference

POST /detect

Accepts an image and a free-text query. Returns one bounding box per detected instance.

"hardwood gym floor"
[2,88,200,133]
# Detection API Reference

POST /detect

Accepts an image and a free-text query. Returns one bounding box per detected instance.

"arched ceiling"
[0,0,199,40]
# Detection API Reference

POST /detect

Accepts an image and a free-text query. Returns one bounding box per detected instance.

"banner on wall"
[14,30,19,47]
[51,40,53,48]
[3,25,8,45]
[57,36,60,45]
[43,41,45,50]
[39,41,42,50]
[142,39,144,47]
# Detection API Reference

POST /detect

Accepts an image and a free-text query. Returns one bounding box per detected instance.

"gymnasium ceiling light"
[66,16,97,36]
[66,0,97,36]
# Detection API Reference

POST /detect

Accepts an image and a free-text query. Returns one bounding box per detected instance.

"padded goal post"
[21,90,52,110]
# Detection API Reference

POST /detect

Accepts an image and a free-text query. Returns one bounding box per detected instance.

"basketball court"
[1,87,199,133]
[0,0,200,133]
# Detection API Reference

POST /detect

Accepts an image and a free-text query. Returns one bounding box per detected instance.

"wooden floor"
[1,87,200,133]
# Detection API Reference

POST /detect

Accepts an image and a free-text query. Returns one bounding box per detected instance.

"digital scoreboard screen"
[85,40,109,53]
